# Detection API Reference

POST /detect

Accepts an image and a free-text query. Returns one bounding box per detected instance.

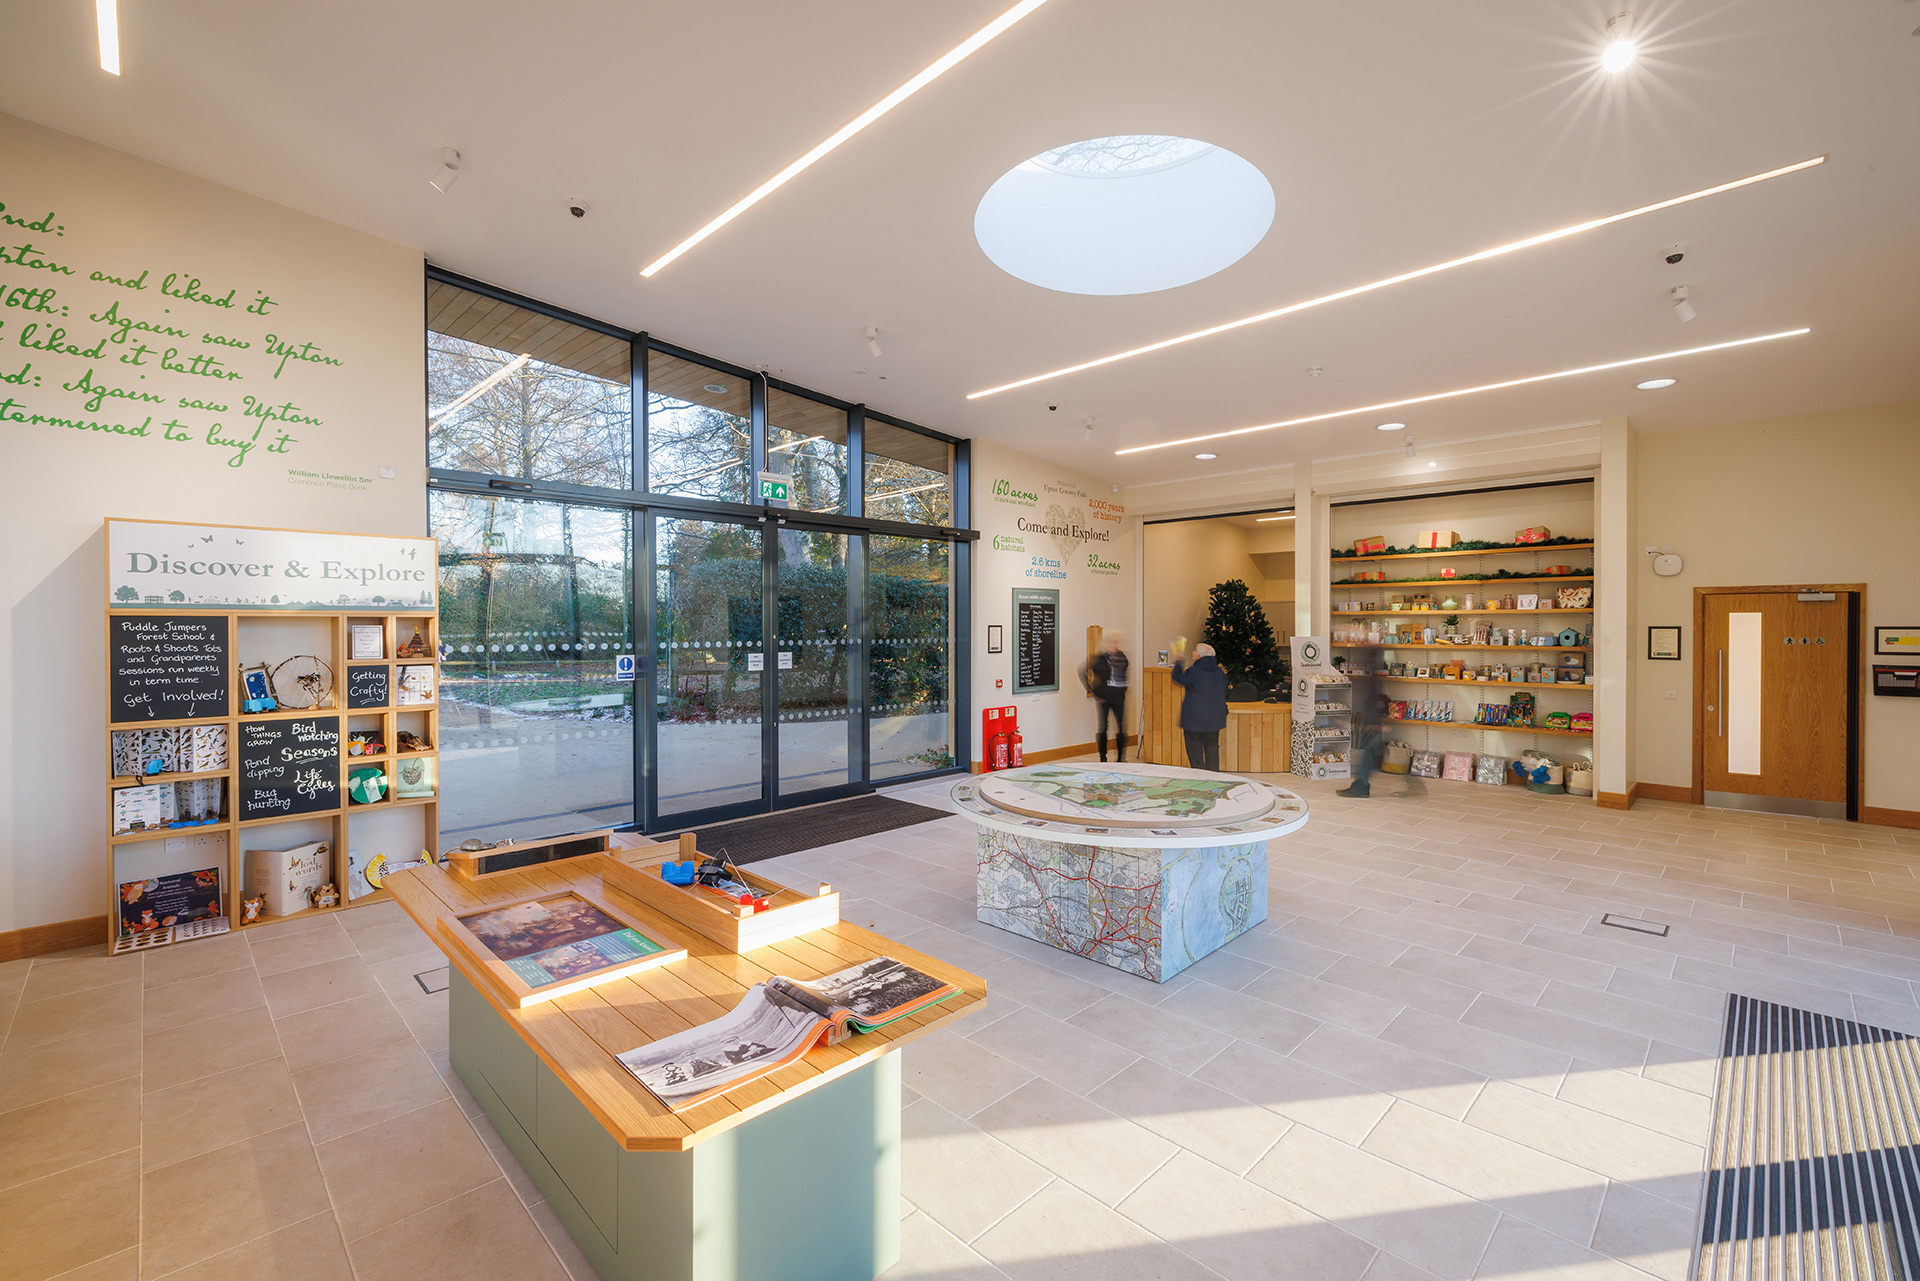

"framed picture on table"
[438,889,687,1008]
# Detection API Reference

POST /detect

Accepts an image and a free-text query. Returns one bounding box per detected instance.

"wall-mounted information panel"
[1014,588,1060,695]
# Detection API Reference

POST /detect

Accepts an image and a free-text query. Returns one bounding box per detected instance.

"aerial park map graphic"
[976,766,1275,828]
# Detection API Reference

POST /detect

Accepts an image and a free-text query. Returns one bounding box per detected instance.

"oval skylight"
[975,134,1273,295]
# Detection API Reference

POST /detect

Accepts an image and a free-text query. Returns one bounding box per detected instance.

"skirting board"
[1863,806,1920,832]
[972,735,1134,774]
[1638,783,1694,804]
[1594,785,1640,811]
[1591,786,1916,829]
[0,915,108,963]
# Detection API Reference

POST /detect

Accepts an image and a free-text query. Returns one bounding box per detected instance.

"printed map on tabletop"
[977,764,1274,828]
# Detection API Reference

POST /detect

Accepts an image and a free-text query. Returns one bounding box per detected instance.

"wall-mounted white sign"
[106,518,436,611]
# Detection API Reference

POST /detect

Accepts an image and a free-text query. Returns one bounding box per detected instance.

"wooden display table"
[386,844,985,1281]
[1139,666,1292,772]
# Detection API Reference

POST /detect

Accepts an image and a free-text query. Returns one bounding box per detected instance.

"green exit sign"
[757,472,789,504]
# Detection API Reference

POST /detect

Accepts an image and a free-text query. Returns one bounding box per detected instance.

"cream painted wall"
[971,441,1135,760]
[1633,403,1920,815]
[1,114,426,931]
[1329,483,1596,550]
[1143,520,1267,663]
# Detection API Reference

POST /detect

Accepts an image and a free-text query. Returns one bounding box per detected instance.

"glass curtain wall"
[433,491,634,841]
[427,272,970,837]
[869,536,954,777]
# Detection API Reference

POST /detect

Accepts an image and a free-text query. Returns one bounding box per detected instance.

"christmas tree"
[1199,579,1286,692]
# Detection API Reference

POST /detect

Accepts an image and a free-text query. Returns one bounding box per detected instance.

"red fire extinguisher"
[1010,728,1024,767]
[989,730,1010,771]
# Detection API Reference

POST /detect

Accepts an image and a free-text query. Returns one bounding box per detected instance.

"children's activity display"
[103,519,440,951]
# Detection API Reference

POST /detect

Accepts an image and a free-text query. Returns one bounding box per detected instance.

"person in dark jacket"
[1079,634,1132,763]
[1170,643,1230,771]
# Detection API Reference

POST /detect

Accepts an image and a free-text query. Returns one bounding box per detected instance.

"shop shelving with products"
[1292,670,1353,781]
[1327,538,1597,762]
[104,519,441,953]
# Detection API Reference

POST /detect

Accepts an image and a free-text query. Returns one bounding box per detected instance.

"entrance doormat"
[1699,993,1920,1279]
[659,795,952,866]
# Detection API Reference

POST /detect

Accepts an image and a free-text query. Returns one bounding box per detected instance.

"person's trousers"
[1096,691,1127,761]
[1183,730,1220,772]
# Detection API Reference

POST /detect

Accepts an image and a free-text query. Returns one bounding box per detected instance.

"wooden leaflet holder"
[601,833,841,953]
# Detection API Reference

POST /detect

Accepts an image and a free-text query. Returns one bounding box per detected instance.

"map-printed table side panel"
[973,828,1269,983]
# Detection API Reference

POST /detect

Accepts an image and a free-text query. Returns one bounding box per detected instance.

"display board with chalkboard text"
[102,519,445,950]
[238,716,342,820]
[110,615,230,723]
[345,665,390,709]
[1013,588,1060,694]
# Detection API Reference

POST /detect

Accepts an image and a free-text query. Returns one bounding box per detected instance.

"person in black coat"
[1079,635,1132,762]
[1170,643,1230,772]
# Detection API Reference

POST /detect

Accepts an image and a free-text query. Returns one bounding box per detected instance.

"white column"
[1293,462,1330,641]
[1594,417,1638,803]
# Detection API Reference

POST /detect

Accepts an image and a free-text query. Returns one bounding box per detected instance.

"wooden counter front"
[1139,666,1291,773]
[385,846,985,1152]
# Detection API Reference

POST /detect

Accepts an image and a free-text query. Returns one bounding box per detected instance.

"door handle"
[1716,649,1724,737]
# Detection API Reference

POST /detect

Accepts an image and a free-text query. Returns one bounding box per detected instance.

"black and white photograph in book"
[616,981,823,1112]
[806,956,951,1022]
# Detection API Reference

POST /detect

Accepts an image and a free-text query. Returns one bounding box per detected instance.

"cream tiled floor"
[6,766,1919,1280]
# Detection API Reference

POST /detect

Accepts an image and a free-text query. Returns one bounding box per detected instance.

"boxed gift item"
[243,841,332,917]
[1441,752,1475,782]
[1355,570,1386,582]
[1409,750,1443,778]
[1515,526,1551,544]
[1353,535,1387,555]
[1474,753,1506,786]
[1555,585,1592,609]
[1415,531,1459,549]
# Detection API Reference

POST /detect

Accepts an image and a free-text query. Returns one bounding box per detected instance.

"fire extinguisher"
[989,731,1010,771]
[1010,729,1024,767]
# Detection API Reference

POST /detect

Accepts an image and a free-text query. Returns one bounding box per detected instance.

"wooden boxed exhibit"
[603,835,842,953]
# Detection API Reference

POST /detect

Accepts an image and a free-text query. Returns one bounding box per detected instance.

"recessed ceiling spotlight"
[1636,378,1677,390]
[702,384,728,394]
[640,0,1054,276]
[1112,327,1811,454]
[1194,452,1218,460]
[1376,422,1406,431]
[1428,460,1438,468]
[1602,13,1637,72]
[968,155,1825,400]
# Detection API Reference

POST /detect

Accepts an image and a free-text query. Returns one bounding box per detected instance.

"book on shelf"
[617,957,958,1112]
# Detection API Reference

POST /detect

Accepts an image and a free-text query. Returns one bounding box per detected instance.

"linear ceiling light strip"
[970,156,1826,400]
[640,0,1055,278]
[1112,328,1811,455]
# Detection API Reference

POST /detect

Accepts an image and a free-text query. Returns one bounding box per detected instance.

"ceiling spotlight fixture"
[1636,378,1677,390]
[1670,284,1696,323]
[1404,436,1417,459]
[865,326,883,359]
[1376,422,1406,431]
[702,383,728,394]
[1601,13,1637,72]
[967,155,1824,400]
[1083,416,1095,442]
[1428,460,1438,468]
[96,0,120,74]
[1112,327,1811,455]
[428,147,461,194]
[1194,453,1218,460]
[639,0,1054,277]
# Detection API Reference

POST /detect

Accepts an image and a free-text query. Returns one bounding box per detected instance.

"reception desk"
[1139,666,1292,773]
[387,845,984,1281]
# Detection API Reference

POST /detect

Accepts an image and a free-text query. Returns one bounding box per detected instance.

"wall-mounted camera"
[1663,243,1688,265]
[567,199,590,219]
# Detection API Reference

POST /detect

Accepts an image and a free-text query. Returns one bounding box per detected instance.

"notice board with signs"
[1013,588,1060,694]
[102,518,442,952]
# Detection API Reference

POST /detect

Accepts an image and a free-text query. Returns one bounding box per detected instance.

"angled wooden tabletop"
[386,842,987,1152]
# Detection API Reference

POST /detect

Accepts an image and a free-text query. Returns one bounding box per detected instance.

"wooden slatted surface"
[386,850,986,1151]
[1139,667,1291,771]
[427,281,630,384]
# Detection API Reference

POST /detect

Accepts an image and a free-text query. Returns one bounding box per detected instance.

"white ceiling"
[6,0,1917,489]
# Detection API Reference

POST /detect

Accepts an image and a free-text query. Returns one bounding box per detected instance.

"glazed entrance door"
[1701,590,1854,819]
[773,526,859,805]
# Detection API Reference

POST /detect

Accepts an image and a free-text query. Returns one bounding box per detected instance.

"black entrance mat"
[660,794,953,866]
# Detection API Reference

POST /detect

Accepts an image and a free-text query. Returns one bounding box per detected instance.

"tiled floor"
[6,765,1919,1281]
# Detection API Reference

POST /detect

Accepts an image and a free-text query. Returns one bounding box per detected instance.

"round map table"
[951,763,1310,983]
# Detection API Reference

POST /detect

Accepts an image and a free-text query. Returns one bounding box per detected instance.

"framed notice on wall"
[1013,589,1059,695]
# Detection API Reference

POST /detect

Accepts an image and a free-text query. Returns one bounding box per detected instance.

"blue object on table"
[660,861,696,885]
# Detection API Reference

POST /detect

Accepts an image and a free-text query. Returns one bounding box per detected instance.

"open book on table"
[616,956,957,1112]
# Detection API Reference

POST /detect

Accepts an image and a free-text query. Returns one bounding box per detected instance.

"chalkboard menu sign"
[110,615,230,723]
[345,665,389,709]
[1013,588,1060,694]
[238,716,340,819]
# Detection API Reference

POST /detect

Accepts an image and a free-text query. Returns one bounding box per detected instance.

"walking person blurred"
[1170,642,1229,771]
[1079,633,1131,762]
[1338,666,1423,798]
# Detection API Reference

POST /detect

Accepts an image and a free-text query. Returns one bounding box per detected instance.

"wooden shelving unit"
[1332,574,1593,588]
[1333,541,1595,564]
[1386,717,1594,739]
[1333,609,1590,617]
[107,608,441,949]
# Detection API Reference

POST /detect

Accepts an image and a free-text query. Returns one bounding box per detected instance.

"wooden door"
[1701,592,1850,809]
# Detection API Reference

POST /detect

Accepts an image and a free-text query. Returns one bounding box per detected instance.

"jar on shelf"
[1502,593,1517,610]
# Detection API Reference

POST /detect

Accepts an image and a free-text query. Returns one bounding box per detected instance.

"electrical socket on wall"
[1665,690,1677,699]
[379,466,396,479]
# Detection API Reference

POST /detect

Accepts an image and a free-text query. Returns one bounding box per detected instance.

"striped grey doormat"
[1701,994,1920,1279]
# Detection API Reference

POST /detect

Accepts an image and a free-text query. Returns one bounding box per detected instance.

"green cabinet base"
[449,970,903,1281]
